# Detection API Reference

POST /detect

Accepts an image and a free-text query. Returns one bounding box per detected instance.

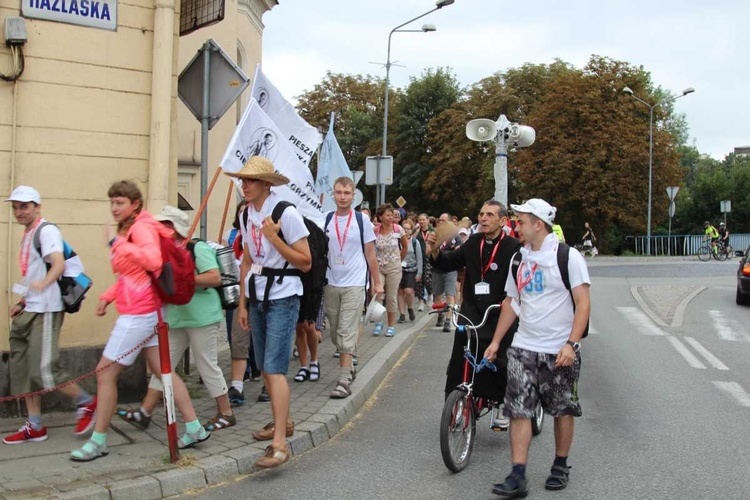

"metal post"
[668,211,672,256]
[156,313,180,463]
[381,33,393,207]
[200,42,211,241]
[647,106,654,256]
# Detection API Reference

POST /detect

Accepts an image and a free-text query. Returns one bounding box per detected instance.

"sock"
[139,406,151,418]
[512,463,527,479]
[91,431,107,447]
[185,419,202,435]
[76,392,93,407]
[28,414,43,430]
[340,367,352,383]
[554,455,568,468]
[231,380,244,392]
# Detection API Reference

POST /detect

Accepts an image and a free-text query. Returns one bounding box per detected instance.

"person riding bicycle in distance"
[718,222,730,255]
[704,221,720,254]
[425,200,521,429]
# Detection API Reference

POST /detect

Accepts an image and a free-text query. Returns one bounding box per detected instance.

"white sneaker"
[417,303,425,312]
[490,405,510,432]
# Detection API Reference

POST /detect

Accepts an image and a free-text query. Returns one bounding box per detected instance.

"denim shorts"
[248,296,300,375]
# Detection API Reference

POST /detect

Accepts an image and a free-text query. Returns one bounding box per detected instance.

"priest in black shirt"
[426,200,521,409]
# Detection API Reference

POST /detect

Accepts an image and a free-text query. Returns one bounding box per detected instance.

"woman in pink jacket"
[71,181,208,461]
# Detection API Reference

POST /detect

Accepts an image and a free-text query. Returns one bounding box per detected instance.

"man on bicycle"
[704,221,719,254]
[718,222,730,256]
[426,200,521,429]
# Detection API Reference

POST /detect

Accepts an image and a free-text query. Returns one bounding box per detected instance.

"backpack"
[150,231,196,305]
[511,242,589,338]
[186,239,240,310]
[242,201,329,304]
[33,222,92,314]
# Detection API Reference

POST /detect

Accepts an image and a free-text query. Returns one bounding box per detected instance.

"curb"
[43,312,434,499]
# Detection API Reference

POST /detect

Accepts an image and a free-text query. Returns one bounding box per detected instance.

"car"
[736,246,750,305]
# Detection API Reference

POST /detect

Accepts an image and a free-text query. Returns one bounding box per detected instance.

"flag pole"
[186,166,223,241]
[218,180,235,243]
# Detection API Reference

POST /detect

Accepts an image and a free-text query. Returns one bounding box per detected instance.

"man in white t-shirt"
[226,157,312,469]
[324,177,382,399]
[4,186,97,445]
[484,198,590,498]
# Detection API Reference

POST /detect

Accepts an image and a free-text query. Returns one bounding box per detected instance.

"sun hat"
[154,205,191,238]
[510,198,556,226]
[7,186,41,204]
[224,156,289,186]
[364,297,386,324]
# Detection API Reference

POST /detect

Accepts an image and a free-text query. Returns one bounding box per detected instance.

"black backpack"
[243,201,329,304]
[511,242,589,338]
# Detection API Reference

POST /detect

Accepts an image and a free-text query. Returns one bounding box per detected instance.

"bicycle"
[698,240,729,262]
[433,302,544,473]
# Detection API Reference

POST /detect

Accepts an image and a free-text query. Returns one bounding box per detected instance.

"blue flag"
[315,112,353,211]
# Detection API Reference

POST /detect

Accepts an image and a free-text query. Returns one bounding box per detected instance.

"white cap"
[7,186,41,204]
[510,198,556,226]
[458,228,470,236]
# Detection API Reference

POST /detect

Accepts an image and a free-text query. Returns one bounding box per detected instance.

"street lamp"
[377,0,454,206]
[623,85,695,255]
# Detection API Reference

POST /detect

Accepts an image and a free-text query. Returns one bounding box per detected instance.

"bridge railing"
[624,234,750,256]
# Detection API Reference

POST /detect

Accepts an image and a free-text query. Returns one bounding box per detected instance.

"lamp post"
[378,0,454,206]
[623,85,694,255]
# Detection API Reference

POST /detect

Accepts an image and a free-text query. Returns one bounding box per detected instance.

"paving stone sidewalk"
[0,310,436,499]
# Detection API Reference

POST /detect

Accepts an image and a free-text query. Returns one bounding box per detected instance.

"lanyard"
[19,219,42,277]
[334,210,353,254]
[479,235,502,281]
[250,224,263,258]
[516,261,538,290]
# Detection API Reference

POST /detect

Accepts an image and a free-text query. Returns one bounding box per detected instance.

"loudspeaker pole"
[492,115,512,207]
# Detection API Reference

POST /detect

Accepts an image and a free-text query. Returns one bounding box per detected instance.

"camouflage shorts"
[504,347,582,419]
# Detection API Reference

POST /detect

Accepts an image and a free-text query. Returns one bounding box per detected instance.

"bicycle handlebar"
[428,302,502,331]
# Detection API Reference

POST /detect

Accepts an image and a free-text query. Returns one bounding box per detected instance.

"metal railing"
[625,234,750,256]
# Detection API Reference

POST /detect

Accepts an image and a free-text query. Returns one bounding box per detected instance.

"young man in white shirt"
[4,186,97,445]
[484,198,591,498]
[324,177,382,399]
[226,157,312,469]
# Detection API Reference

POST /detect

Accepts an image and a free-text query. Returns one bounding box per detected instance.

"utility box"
[4,17,27,45]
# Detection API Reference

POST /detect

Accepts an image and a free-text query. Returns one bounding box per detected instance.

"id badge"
[475,282,490,295]
[335,256,345,265]
[250,264,263,276]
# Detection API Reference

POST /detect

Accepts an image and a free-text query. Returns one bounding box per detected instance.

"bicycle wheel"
[697,246,711,262]
[713,245,728,261]
[531,399,544,436]
[440,389,476,473]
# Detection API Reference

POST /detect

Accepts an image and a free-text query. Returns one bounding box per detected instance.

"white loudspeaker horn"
[466,119,498,142]
[509,124,536,148]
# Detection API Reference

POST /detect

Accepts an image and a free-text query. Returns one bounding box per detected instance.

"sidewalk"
[0,310,435,499]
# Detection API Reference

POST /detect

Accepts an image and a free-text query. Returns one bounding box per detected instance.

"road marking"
[588,320,599,335]
[666,336,706,369]
[708,310,750,342]
[713,381,750,407]
[684,337,729,370]
[616,307,666,335]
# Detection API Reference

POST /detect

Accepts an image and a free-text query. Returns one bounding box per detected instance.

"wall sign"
[22,0,117,31]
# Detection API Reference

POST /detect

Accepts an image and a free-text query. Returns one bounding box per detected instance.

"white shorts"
[102,312,159,366]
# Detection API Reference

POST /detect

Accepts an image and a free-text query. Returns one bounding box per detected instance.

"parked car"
[736,246,750,305]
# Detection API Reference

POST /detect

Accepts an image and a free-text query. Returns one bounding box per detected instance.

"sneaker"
[417,302,425,312]
[252,420,294,441]
[204,412,237,431]
[333,350,341,358]
[74,397,97,436]
[442,317,452,332]
[257,386,271,402]
[255,444,290,468]
[397,314,405,324]
[178,427,210,449]
[490,405,510,432]
[408,308,415,321]
[3,422,48,445]
[228,386,245,407]
[352,355,358,366]
[436,313,444,327]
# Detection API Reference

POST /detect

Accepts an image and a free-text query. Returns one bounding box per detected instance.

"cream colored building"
[0,0,278,354]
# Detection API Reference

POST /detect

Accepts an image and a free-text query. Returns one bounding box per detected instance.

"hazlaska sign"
[22,0,117,31]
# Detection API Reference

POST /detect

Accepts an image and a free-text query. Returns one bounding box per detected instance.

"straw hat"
[432,221,460,254]
[224,156,290,186]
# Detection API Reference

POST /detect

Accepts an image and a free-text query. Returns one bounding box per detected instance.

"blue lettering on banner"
[29,0,111,20]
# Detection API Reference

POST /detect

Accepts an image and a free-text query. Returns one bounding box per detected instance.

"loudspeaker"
[466,119,497,142]
[509,124,535,148]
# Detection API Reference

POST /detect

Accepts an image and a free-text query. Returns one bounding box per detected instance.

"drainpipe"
[147,0,176,211]
[6,81,19,323]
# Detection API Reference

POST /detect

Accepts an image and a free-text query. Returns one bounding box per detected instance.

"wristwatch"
[566,341,581,353]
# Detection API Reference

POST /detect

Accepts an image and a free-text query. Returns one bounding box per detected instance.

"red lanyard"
[479,235,502,281]
[19,219,42,277]
[334,210,353,253]
[516,262,538,290]
[250,225,263,258]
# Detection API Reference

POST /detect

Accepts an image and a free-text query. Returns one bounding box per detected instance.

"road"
[185,257,750,499]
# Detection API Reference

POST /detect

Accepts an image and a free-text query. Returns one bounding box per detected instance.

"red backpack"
[152,234,196,305]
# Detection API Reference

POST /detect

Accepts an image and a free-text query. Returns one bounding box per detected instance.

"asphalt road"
[186,257,750,500]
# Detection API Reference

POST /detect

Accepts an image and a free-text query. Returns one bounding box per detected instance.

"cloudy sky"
[261,0,749,160]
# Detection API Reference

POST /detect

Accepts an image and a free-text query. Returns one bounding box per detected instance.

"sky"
[261,0,749,160]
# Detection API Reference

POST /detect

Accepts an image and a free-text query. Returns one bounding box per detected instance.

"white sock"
[231,380,243,392]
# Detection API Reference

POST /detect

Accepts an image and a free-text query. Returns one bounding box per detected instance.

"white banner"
[220,99,324,226]
[251,65,322,169]
[315,112,353,212]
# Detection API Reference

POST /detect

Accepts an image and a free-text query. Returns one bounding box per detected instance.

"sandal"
[203,412,236,431]
[70,439,109,462]
[255,444,290,468]
[330,379,351,399]
[178,427,210,449]
[545,465,571,491]
[115,407,151,430]
[294,367,310,382]
[385,327,395,338]
[373,322,383,336]
[309,362,320,382]
[492,472,528,497]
